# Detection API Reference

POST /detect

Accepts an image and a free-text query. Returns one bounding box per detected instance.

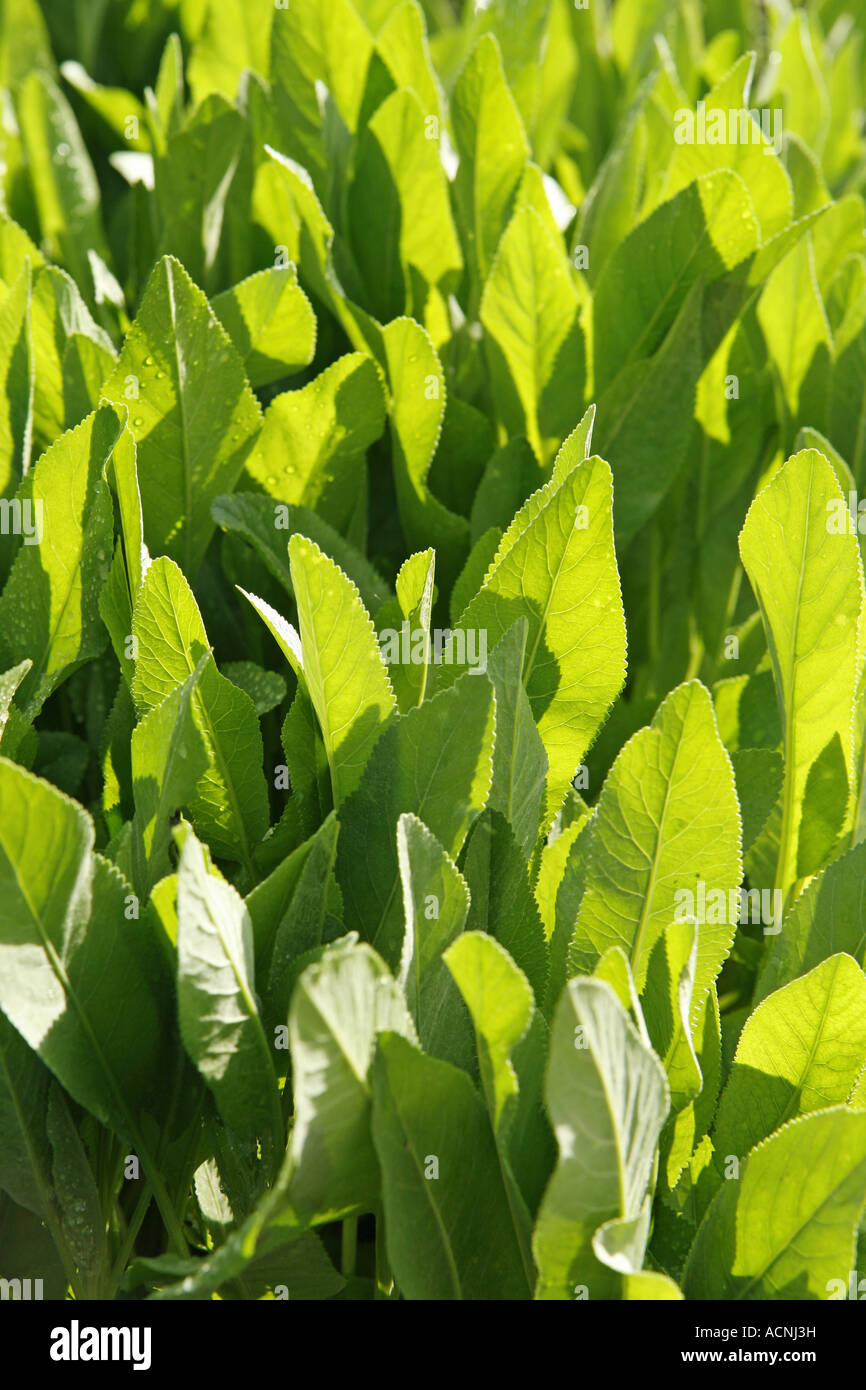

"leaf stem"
[374,1207,393,1299]
[111,1184,153,1287]
[341,1215,358,1278]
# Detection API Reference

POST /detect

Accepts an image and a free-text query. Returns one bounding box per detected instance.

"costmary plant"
[1,0,866,1303]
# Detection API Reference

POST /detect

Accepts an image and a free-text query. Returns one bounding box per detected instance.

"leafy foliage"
[1,0,866,1304]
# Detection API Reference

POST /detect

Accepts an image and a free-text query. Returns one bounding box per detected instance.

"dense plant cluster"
[1,0,866,1301]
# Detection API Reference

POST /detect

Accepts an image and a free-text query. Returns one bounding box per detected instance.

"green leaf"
[470,436,537,543]
[132,557,270,872]
[796,730,849,877]
[452,33,529,313]
[129,658,210,897]
[187,0,273,104]
[739,449,864,898]
[247,814,338,979]
[0,1010,54,1218]
[336,672,495,970]
[271,0,373,142]
[0,0,54,89]
[444,930,551,1269]
[463,810,548,1004]
[221,661,285,717]
[593,171,759,397]
[288,935,416,1222]
[533,978,669,1299]
[655,55,793,242]
[59,60,150,150]
[245,352,385,544]
[661,983,722,1195]
[107,424,148,603]
[143,1173,341,1299]
[17,71,108,295]
[684,1108,866,1299]
[381,317,470,594]
[0,264,33,496]
[756,839,866,1003]
[45,1084,106,1279]
[263,813,341,1035]
[640,920,702,1113]
[485,619,548,859]
[773,10,830,162]
[30,265,116,458]
[0,760,187,1246]
[470,0,552,143]
[371,1030,531,1299]
[594,278,704,547]
[712,955,866,1176]
[176,829,283,1161]
[591,946,641,1020]
[102,255,262,579]
[98,540,141,705]
[826,323,866,489]
[212,265,316,388]
[0,1193,67,1299]
[237,588,303,678]
[379,548,436,712]
[347,87,462,321]
[731,747,784,853]
[372,0,442,132]
[0,403,120,720]
[552,403,596,478]
[450,527,500,626]
[0,1030,107,1288]
[573,681,742,1007]
[480,204,584,464]
[144,1221,342,1301]
[395,812,473,1072]
[428,397,500,522]
[0,211,44,290]
[289,534,396,805]
[444,922,530,1128]
[758,232,832,417]
[450,448,626,818]
[575,100,647,289]
[153,31,184,140]
[276,681,333,844]
[535,808,589,964]
[0,659,31,752]
[212,493,392,616]
[255,147,382,359]
[154,95,244,291]
[623,1270,683,1299]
